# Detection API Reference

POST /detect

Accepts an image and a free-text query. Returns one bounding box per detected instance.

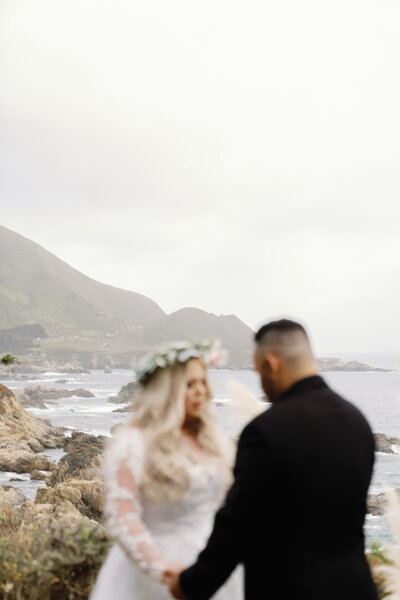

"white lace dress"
[89,427,243,600]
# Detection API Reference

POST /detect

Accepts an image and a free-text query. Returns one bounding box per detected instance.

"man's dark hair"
[254,319,308,344]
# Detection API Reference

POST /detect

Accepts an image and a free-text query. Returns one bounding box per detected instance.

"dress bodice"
[142,461,225,536]
[102,426,227,581]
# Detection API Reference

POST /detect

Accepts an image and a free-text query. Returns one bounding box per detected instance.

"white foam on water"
[0,471,31,482]
[214,397,231,405]
[65,404,120,413]
[26,405,67,414]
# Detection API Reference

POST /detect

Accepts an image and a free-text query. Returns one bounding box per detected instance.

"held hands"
[162,563,187,599]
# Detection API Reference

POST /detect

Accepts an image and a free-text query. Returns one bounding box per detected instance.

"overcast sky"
[1,0,399,355]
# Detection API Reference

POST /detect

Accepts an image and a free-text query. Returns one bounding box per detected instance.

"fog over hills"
[0,225,254,368]
[140,308,254,367]
[0,224,165,333]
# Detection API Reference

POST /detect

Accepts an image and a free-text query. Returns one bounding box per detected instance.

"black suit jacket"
[180,376,378,600]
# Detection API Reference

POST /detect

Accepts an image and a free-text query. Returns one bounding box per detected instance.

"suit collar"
[277,375,327,401]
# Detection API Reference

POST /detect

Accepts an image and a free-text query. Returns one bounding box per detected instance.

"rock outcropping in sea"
[367,488,400,515]
[316,358,391,372]
[374,433,400,454]
[107,380,137,404]
[11,385,95,409]
[0,384,65,473]
[0,383,109,528]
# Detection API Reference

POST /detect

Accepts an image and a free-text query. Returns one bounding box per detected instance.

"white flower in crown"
[135,339,227,385]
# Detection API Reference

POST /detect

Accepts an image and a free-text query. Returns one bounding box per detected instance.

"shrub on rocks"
[0,504,110,600]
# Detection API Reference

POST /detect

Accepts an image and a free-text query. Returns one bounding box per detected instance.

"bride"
[89,340,243,600]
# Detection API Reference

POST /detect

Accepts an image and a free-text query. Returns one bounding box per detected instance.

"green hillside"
[0,225,165,334]
[0,225,255,368]
[139,308,254,368]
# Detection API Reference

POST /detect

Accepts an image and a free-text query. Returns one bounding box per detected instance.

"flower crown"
[135,339,227,386]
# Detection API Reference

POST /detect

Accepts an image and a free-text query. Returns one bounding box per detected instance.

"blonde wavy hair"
[129,358,234,502]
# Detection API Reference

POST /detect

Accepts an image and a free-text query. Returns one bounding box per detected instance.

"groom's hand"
[166,570,187,599]
[162,563,187,598]
[169,572,187,600]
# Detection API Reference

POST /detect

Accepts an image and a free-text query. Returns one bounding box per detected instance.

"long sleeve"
[180,418,274,599]
[102,427,168,581]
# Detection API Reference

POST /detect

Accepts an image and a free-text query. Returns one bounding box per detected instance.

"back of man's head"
[254,319,314,367]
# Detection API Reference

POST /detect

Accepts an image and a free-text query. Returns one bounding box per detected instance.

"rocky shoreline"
[0,384,65,473]
[0,382,395,598]
[1,384,399,518]
[0,355,395,378]
[0,384,108,598]
[0,384,106,519]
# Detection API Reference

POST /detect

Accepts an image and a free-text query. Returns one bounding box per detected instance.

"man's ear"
[264,352,280,375]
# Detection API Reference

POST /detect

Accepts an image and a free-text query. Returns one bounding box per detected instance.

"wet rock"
[0,484,27,507]
[374,433,400,454]
[36,479,103,520]
[317,358,390,372]
[113,404,133,413]
[0,449,54,473]
[36,431,107,520]
[27,438,45,452]
[71,479,103,519]
[12,388,47,409]
[108,380,137,404]
[21,498,89,527]
[30,469,47,480]
[62,431,107,453]
[367,489,400,515]
[47,431,107,485]
[23,385,95,401]
[0,384,66,473]
[36,482,83,506]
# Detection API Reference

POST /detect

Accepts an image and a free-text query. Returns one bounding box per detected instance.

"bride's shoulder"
[105,425,145,459]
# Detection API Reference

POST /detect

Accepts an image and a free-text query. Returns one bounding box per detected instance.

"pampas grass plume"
[227,379,265,429]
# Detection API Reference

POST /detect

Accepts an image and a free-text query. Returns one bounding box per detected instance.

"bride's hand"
[161,561,185,586]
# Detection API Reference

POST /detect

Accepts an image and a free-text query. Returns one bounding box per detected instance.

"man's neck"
[279,367,318,398]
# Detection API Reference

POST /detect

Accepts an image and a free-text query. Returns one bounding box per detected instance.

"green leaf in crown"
[135,339,227,385]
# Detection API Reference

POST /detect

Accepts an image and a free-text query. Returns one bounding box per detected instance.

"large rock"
[47,431,107,485]
[23,385,95,401]
[21,498,90,528]
[0,384,66,473]
[316,358,390,372]
[374,433,400,454]
[367,489,400,515]
[0,484,27,507]
[30,469,47,480]
[62,431,107,454]
[0,449,53,473]
[108,380,137,404]
[12,387,46,409]
[36,480,103,520]
[36,431,107,520]
[113,404,133,413]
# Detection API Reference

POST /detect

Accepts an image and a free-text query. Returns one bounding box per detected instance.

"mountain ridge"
[0,225,254,368]
[0,224,165,333]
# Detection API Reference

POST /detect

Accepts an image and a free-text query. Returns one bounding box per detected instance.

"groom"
[168,319,378,599]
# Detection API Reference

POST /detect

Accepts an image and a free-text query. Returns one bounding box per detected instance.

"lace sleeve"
[102,427,167,581]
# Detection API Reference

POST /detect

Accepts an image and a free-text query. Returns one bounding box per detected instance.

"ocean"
[1,358,400,545]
